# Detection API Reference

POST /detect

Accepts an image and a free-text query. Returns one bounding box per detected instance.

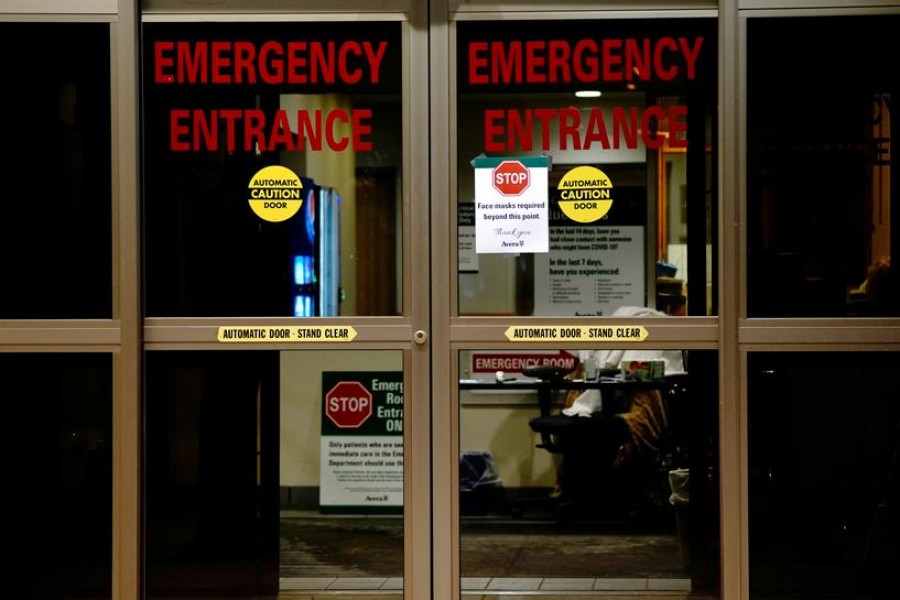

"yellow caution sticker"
[504,325,648,342]
[557,165,614,223]
[248,165,303,222]
[217,326,358,343]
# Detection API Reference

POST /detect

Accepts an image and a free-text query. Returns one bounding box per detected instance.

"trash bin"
[459,450,506,515]
[669,468,690,569]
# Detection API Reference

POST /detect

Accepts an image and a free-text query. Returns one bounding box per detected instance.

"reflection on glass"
[747,16,897,318]
[749,352,900,598]
[0,354,112,599]
[142,22,403,317]
[145,350,404,599]
[456,19,717,317]
[458,348,719,595]
[0,23,112,319]
[281,350,404,594]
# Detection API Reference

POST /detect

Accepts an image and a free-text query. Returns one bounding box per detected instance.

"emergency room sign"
[320,371,404,514]
[472,155,550,254]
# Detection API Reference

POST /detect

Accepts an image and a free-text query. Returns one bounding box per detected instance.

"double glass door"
[141,14,431,599]
[138,6,722,600]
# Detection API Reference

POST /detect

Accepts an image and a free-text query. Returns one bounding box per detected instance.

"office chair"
[523,365,573,453]
[525,360,691,521]
[504,365,574,518]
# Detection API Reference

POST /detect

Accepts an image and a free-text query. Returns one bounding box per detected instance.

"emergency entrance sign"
[320,371,403,514]
[472,155,550,254]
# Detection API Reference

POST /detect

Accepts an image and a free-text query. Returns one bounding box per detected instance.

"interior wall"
[280,349,403,487]
[279,346,553,489]
[460,401,556,488]
[458,349,556,488]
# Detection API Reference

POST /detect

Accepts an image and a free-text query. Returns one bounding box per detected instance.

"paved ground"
[280,512,687,580]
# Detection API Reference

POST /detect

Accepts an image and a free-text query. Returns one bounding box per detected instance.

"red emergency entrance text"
[154,40,389,85]
[483,105,688,152]
[467,36,703,85]
[169,108,374,152]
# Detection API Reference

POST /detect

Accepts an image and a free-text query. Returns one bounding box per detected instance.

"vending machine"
[288,178,341,317]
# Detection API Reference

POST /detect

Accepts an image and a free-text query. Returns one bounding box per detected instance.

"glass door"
[431,5,723,599]
[143,349,414,597]
[140,5,432,600]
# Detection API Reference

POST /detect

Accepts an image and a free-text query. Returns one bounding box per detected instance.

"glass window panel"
[0,353,112,599]
[0,23,112,319]
[145,350,404,599]
[458,348,719,595]
[456,19,717,317]
[747,16,898,318]
[142,22,403,317]
[748,352,900,598]
[144,351,278,598]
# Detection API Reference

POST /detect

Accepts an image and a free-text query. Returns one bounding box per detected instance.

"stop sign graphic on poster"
[473,154,549,254]
[492,160,530,196]
[325,381,373,428]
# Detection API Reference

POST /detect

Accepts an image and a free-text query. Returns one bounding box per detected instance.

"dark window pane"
[142,22,403,317]
[0,354,112,599]
[145,350,405,598]
[747,16,898,318]
[145,351,280,598]
[0,23,112,318]
[749,352,900,597]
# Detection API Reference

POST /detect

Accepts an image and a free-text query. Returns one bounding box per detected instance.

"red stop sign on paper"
[325,381,373,429]
[492,160,530,196]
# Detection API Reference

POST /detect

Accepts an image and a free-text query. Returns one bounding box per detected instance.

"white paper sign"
[457,202,479,272]
[319,436,404,508]
[533,225,645,316]
[472,156,550,254]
